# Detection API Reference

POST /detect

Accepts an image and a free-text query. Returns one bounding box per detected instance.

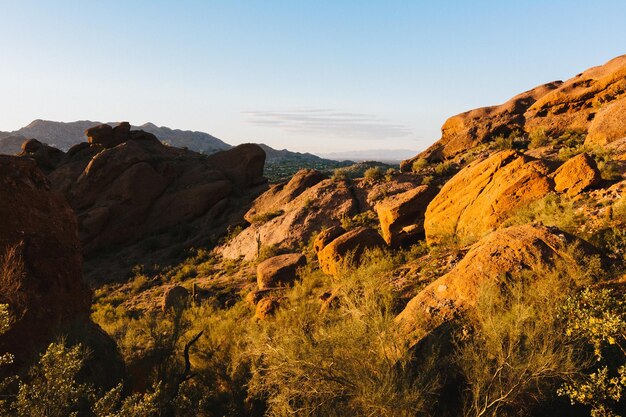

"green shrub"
[433,161,455,176]
[385,167,397,181]
[247,251,440,416]
[331,168,349,182]
[558,288,626,417]
[493,134,514,150]
[528,127,549,149]
[340,210,379,231]
[412,158,429,172]
[454,266,588,417]
[363,166,384,182]
[249,210,285,224]
[504,193,582,233]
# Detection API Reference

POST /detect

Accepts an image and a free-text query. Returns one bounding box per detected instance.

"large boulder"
[218,179,359,260]
[375,185,437,246]
[257,253,307,289]
[395,224,598,349]
[553,153,602,196]
[586,98,626,146]
[313,226,346,254]
[424,150,553,245]
[18,138,66,173]
[245,169,326,222]
[85,124,121,148]
[0,156,123,385]
[317,227,385,276]
[206,143,266,189]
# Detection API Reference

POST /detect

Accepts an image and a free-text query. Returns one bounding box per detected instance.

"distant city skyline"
[1,1,625,153]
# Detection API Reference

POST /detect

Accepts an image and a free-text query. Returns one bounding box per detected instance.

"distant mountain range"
[0,120,351,166]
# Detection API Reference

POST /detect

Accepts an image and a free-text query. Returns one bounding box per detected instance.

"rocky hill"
[402,54,626,169]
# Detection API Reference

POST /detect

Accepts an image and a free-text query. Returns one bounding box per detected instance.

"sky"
[0,1,625,154]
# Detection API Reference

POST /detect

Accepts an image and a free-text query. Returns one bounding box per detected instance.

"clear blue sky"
[1,1,624,153]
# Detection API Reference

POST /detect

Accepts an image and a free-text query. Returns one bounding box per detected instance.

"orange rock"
[218,179,359,260]
[396,224,598,349]
[424,150,553,245]
[256,297,281,320]
[375,185,437,246]
[313,225,346,253]
[402,55,626,168]
[245,169,326,222]
[257,253,307,289]
[317,227,385,276]
[553,153,601,196]
[586,98,626,146]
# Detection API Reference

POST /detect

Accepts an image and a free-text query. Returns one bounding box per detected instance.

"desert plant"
[503,193,582,233]
[412,158,429,172]
[528,127,549,149]
[249,210,285,224]
[558,287,626,417]
[364,166,384,182]
[454,266,589,417]
[434,161,455,176]
[331,168,349,181]
[0,244,27,320]
[247,251,440,416]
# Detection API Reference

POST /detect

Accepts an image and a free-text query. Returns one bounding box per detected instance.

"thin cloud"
[243,108,413,139]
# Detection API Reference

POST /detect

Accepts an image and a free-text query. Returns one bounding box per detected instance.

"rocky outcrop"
[218,174,424,261]
[245,169,327,223]
[375,185,437,246]
[218,179,359,260]
[552,153,602,196]
[402,55,626,167]
[25,123,268,261]
[424,151,553,245]
[0,156,122,385]
[206,143,267,189]
[317,227,385,276]
[313,226,347,254]
[396,224,598,349]
[161,285,190,311]
[586,98,626,146]
[18,138,66,173]
[256,253,307,290]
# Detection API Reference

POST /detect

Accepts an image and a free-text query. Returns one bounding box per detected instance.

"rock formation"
[0,155,123,385]
[396,224,600,349]
[256,253,307,289]
[552,152,602,196]
[317,227,385,276]
[424,150,553,245]
[375,185,437,247]
[20,123,268,281]
[402,54,626,167]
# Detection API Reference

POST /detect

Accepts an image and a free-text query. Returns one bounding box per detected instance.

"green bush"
[247,251,440,416]
[363,166,384,182]
[412,158,429,172]
[528,127,549,149]
[454,266,588,417]
[249,210,285,224]
[558,288,626,417]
